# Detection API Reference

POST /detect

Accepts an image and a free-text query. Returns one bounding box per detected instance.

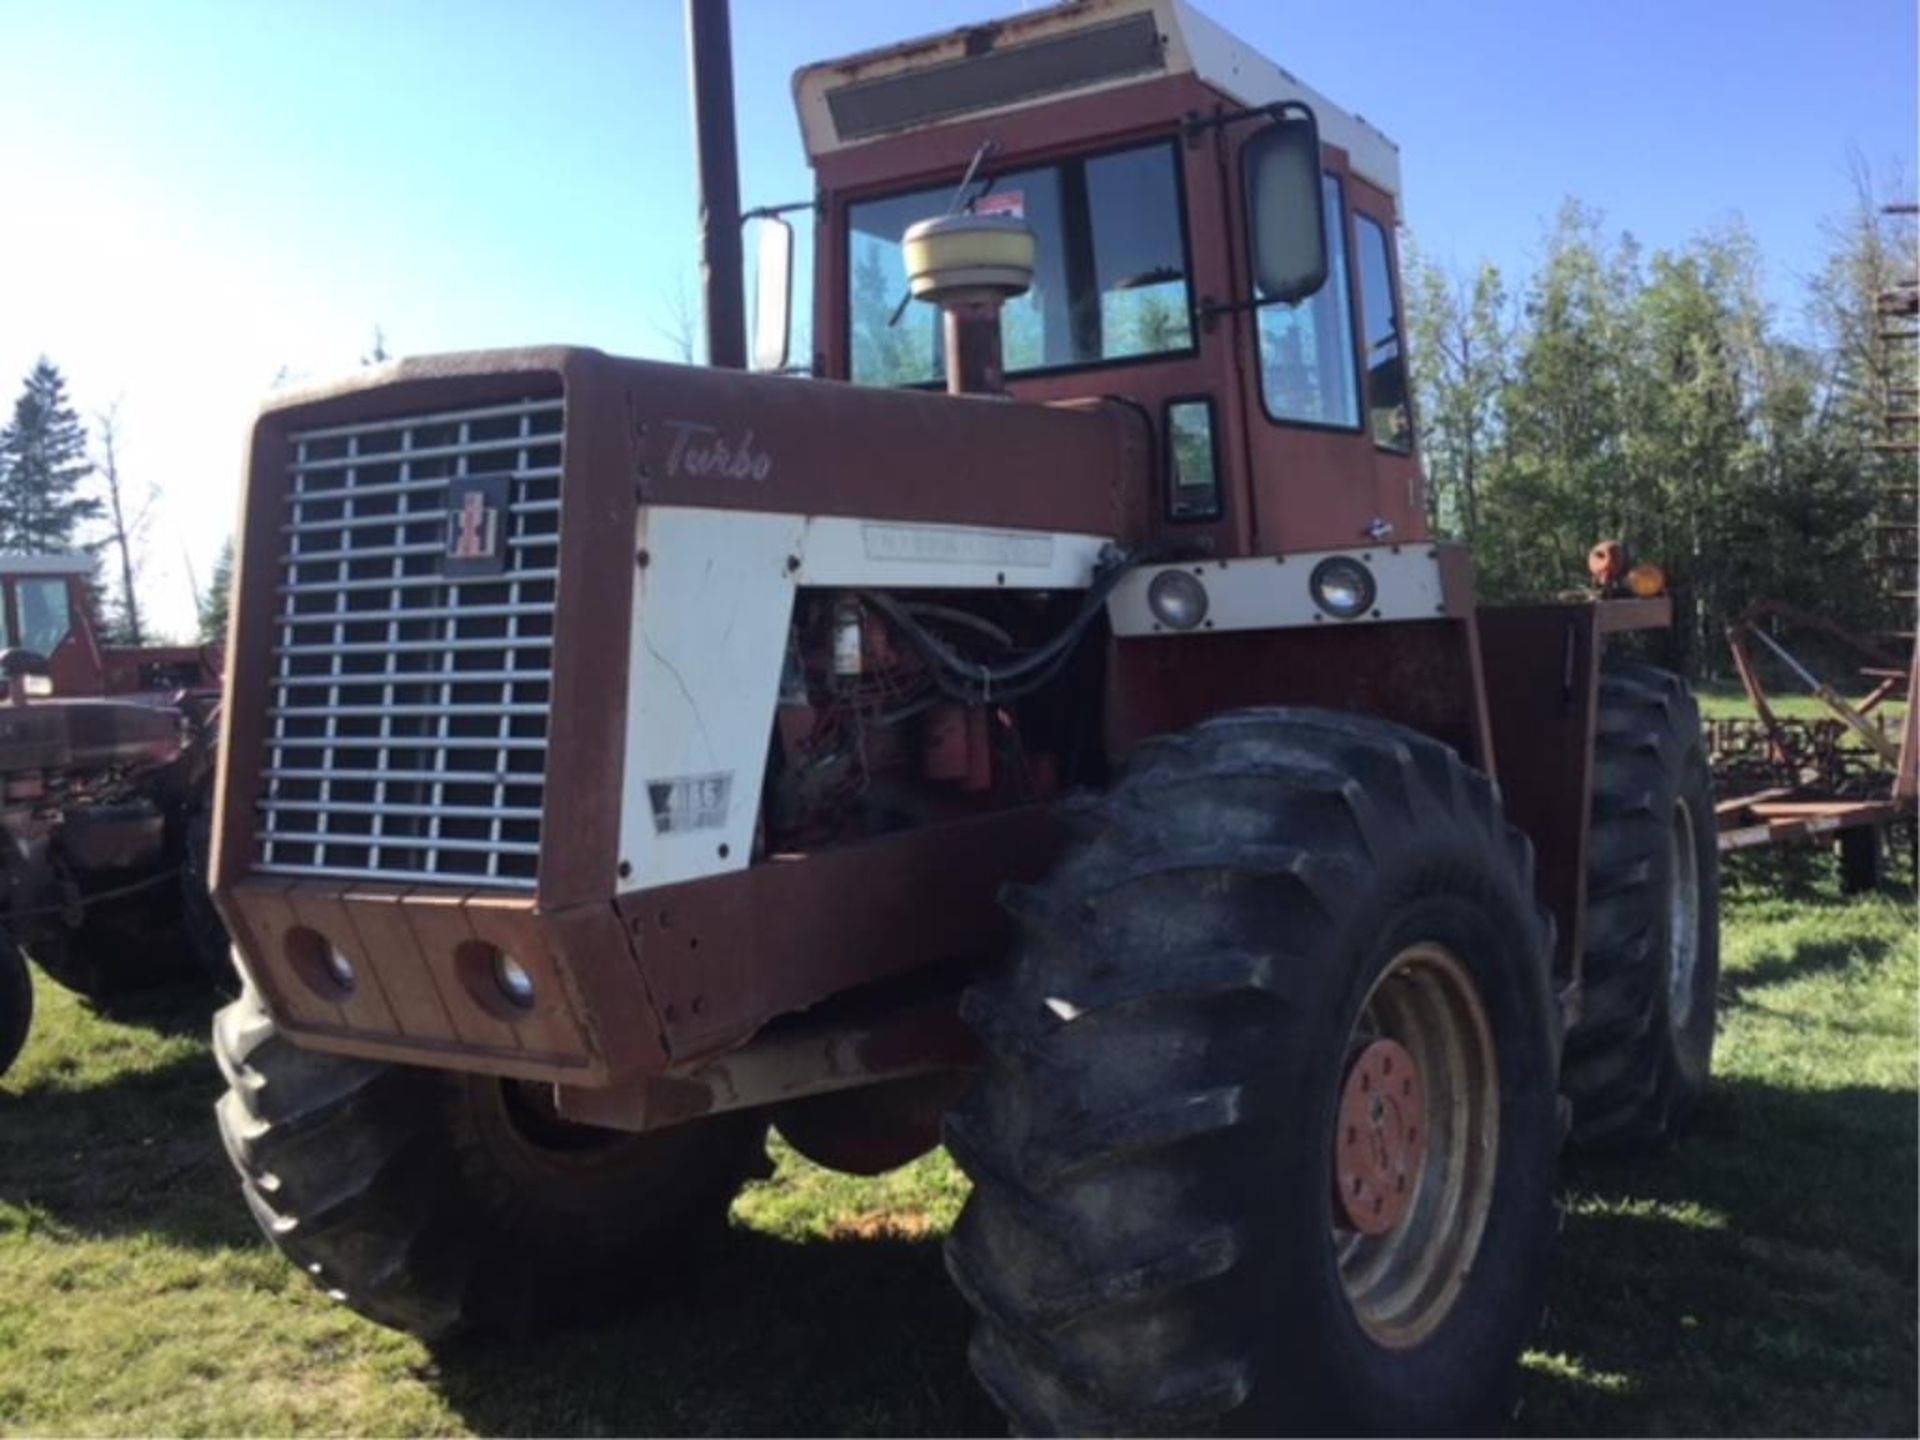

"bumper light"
[494,952,536,1008]
[1309,556,1377,619]
[324,945,356,992]
[1147,569,1210,631]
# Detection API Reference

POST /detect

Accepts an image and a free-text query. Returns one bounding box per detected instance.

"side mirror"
[750,215,794,374]
[1242,111,1329,305]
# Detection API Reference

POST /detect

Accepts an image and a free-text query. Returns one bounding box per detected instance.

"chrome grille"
[256,395,563,888]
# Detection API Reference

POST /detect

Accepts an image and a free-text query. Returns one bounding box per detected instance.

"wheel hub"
[1335,1037,1427,1235]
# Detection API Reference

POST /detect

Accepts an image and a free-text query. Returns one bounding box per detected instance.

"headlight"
[1309,556,1377,620]
[494,952,536,1008]
[1147,569,1210,631]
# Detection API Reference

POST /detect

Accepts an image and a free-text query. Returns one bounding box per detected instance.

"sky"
[1,0,1913,638]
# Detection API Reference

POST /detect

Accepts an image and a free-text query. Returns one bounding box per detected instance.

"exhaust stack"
[687,0,745,369]
[903,214,1036,397]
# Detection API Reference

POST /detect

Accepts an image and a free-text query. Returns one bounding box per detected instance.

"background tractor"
[205,0,1720,1431]
[0,552,224,1078]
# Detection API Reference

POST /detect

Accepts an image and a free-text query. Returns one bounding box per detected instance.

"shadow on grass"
[426,1227,994,1438]
[1722,932,1898,1002]
[82,974,222,1041]
[1520,1075,1918,1437]
[0,1013,250,1252]
[1720,843,1919,913]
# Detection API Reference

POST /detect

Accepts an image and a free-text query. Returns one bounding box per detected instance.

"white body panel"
[1107,546,1453,637]
[617,506,1110,890]
[793,0,1401,199]
[1175,1,1402,201]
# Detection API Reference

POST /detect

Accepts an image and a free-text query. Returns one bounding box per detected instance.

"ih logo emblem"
[443,474,511,577]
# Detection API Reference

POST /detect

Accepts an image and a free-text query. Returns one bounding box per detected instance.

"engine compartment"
[763,587,1104,855]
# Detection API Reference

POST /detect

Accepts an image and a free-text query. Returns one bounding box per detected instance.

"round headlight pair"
[1309,556,1377,620]
[334,945,533,1009]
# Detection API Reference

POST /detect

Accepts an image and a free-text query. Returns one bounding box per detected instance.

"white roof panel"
[793,0,1400,199]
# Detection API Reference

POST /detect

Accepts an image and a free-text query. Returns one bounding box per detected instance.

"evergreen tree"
[199,538,235,646]
[0,359,103,553]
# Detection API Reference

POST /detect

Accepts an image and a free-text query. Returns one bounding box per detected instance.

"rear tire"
[946,708,1562,1436]
[1563,662,1720,1151]
[213,986,770,1340]
[0,936,31,1079]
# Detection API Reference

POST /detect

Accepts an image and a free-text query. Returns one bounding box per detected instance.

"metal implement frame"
[1714,599,1917,863]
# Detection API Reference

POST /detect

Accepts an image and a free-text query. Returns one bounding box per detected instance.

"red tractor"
[0,554,224,1076]
[206,1,1718,1431]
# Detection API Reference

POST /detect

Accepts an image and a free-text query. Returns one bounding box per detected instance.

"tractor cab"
[0,554,218,703]
[0,555,99,697]
[786,0,1418,561]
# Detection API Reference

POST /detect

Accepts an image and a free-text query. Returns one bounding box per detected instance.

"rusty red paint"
[1476,604,1600,1001]
[1336,1037,1426,1236]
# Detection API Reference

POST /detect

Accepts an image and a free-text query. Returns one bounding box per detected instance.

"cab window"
[1356,212,1412,452]
[1257,174,1359,430]
[17,578,71,656]
[847,140,1194,387]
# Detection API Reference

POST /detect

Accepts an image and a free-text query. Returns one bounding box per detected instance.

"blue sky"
[0,0,1913,635]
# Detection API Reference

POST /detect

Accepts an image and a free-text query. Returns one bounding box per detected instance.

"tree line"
[1404,165,1916,679]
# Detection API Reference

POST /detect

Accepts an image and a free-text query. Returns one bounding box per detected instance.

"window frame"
[1353,208,1413,455]
[13,576,72,657]
[840,134,1202,389]
[1162,394,1226,524]
[1250,171,1366,437]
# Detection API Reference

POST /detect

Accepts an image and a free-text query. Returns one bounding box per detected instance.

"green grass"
[1696,677,1907,727]
[1,857,1913,1437]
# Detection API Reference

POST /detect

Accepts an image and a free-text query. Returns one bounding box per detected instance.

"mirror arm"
[740,199,814,224]
[1193,295,1267,333]
[1182,100,1315,146]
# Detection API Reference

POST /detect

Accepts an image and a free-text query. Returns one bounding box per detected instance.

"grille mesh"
[256,395,563,888]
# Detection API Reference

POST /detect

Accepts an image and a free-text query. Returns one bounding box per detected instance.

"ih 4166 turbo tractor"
[207,1,1718,1431]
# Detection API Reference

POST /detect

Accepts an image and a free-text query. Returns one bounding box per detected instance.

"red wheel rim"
[1335,1037,1428,1235]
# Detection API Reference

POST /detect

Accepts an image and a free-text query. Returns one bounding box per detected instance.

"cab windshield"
[847,140,1194,387]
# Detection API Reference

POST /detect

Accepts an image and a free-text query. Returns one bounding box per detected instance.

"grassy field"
[1696,677,1907,727]
[1,855,1913,1437]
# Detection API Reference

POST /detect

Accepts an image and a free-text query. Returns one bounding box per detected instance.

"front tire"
[214,986,769,1340]
[1563,662,1720,1150]
[946,709,1562,1435]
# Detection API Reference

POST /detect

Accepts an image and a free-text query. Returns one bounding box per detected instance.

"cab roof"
[0,554,91,577]
[792,0,1401,199]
